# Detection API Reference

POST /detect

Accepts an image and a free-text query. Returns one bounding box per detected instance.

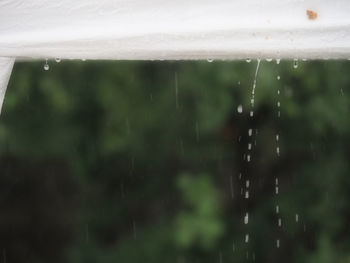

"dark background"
[0,59,349,263]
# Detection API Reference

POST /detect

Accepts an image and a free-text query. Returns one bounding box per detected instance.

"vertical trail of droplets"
[275,63,281,248]
[243,59,261,248]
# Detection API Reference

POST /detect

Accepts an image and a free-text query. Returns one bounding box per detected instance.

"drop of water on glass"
[277,75,280,80]
[207,58,214,63]
[248,129,253,136]
[244,213,249,224]
[245,234,249,243]
[276,239,280,248]
[246,58,251,63]
[293,59,298,69]
[276,58,281,64]
[245,190,249,199]
[278,218,282,227]
[44,59,49,71]
[295,214,299,222]
[276,205,279,214]
[55,58,61,63]
[237,104,243,113]
[248,143,252,150]
[266,58,272,62]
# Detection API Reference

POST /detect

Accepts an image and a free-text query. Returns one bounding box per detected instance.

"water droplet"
[44,59,49,71]
[277,90,280,95]
[207,58,214,63]
[276,147,280,156]
[247,155,251,162]
[244,213,249,224]
[245,234,249,243]
[248,129,253,136]
[246,58,251,63]
[276,239,280,248]
[250,111,254,117]
[266,58,273,62]
[237,104,243,113]
[275,178,279,185]
[82,58,87,61]
[276,205,279,214]
[276,134,279,141]
[55,58,61,63]
[302,58,307,61]
[293,59,298,69]
[246,180,250,188]
[276,58,281,64]
[275,186,279,194]
[245,190,249,199]
[278,218,282,227]
[277,75,280,80]
[295,214,299,222]
[277,101,280,107]
[248,143,252,150]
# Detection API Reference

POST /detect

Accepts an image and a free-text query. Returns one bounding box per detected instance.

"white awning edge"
[0,58,15,115]
[1,0,350,61]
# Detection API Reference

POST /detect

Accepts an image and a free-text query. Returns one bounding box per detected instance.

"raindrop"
[207,58,214,63]
[248,143,252,150]
[246,58,252,63]
[278,218,282,227]
[293,59,298,69]
[246,180,250,188]
[245,234,249,243]
[55,58,61,63]
[277,75,280,80]
[237,104,243,113]
[245,190,249,199]
[247,155,251,162]
[275,178,279,185]
[275,186,279,194]
[250,111,254,117]
[248,129,253,136]
[302,58,307,61]
[43,59,49,71]
[277,90,280,95]
[244,213,249,224]
[276,58,281,64]
[276,134,279,141]
[277,101,280,107]
[276,205,279,214]
[276,239,280,248]
[276,147,280,156]
[266,58,273,62]
[296,214,299,222]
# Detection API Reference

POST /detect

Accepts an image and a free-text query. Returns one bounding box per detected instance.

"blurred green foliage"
[1,59,350,263]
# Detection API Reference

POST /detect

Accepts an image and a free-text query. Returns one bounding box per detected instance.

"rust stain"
[307,10,318,20]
